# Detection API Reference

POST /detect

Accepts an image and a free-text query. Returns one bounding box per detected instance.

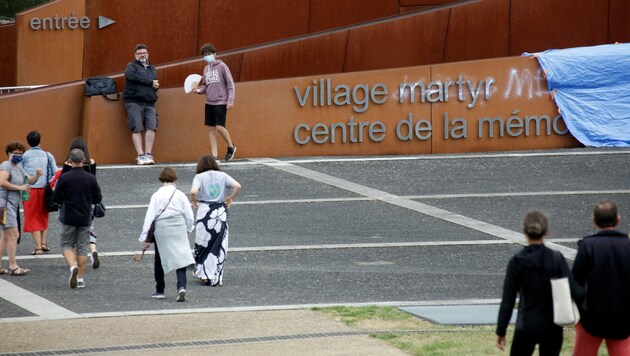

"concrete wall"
[0,55,581,165]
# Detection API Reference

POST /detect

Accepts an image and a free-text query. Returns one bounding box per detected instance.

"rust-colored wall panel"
[0,24,16,86]
[198,0,309,53]
[443,0,509,62]
[399,6,435,13]
[239,32,348,82]
[3,55,583,165]
[400,0,462,5]
[344,10,449,72]
[609,0,630,43]
[308,0,398,33]
[15,0,85,85]
[78,55,580,164]
[509,0,610,55]
[149,53,243,90]
[83,0,200,78]
[83,91,212,164]
[431,56,581,153]
[0,83,84,162]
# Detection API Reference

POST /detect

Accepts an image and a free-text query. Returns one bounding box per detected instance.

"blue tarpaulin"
[526,43,630,147]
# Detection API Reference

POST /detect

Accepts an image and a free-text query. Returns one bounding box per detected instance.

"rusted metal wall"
[83,0,200,79]
[15,0,85,85]
[9,0,630,87]
[609,0,630,43]
[0,24,16,86]
[0,55,582,165]
[0,83,84,163]
[308,0,399,32]
[509,0,610,55]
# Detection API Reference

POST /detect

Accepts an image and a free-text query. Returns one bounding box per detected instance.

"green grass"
[313,306,610,355]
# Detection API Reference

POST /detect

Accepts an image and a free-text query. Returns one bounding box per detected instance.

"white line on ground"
[12,239,529,261]
[94,149,630,169]
[0,278,82,321]
[104,190,630,210]
[252,158,578,260]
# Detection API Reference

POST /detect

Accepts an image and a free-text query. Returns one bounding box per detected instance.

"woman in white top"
[140,167,194,302]
[190,155,241,286]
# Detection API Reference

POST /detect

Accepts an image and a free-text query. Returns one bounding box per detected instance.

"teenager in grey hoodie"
[194,43,237,162]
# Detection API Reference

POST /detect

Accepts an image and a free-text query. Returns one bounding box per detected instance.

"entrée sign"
[29,12,115,31]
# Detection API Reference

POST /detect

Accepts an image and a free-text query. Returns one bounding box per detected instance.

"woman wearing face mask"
[0,141,42,275]
[193,43,237,162]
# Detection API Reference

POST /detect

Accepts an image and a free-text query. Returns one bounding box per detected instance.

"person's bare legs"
[0,230,6,270]
[76,255,88,280]
[4,228,22,270]
[41,229,48,250]
[132,132,144,155]
[63,248,77,269]
[144,130,155,155]
[62,250,86,277]
[31,231,42,250]
[208,126,218,157]
[216,125,234,148]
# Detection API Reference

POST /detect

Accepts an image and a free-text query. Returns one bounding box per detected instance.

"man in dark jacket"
[123,43,159,165]
[53,149,102,289]
[572,200,630,355]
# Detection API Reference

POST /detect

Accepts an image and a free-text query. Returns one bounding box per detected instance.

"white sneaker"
[145,154,155,165]
[136,155,147,165]
[77,279,85,288]
[69,266,78,289]
[176,288,186,302]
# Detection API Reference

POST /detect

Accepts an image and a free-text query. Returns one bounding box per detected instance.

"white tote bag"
[550,277,580,326]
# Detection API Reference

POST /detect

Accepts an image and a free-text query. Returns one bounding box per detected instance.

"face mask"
[204,54,215,63]
[10,154,23,164]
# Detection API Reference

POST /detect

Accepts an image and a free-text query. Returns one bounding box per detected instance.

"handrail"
[0,85,46,95]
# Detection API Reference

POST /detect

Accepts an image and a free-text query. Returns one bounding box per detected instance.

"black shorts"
[205,104,227,127]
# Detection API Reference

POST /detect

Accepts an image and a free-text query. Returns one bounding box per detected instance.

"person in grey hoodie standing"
[194,43,237,162]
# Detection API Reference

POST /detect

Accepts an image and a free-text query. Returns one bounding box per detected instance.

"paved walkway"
[1,309,406,355]
[2,149,629,354]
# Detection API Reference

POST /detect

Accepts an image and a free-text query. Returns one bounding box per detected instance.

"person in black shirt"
[572,200,630,355]
[53,149,102,289]
[496,209,583,355]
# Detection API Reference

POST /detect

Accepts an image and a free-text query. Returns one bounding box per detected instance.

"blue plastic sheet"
[526,43,630,147]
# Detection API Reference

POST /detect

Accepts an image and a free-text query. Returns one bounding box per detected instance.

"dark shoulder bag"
[85,77,119,101]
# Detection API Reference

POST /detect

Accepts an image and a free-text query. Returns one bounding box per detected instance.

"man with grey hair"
[53,149,102,289]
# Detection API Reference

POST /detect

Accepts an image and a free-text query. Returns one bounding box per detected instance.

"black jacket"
[123,60,158,105]
[496,244,583,337]
[572,229,630,339]
[53,167,102,227]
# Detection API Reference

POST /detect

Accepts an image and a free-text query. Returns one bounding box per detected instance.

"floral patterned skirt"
[193,201,228,286]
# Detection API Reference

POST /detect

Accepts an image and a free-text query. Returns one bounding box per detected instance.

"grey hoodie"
[198,59,235,106]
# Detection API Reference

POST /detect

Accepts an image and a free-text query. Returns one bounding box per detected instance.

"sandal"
[0,267,7,275]
[41,243,50,252]
[31,249,43,256]
[9,267,31,276]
